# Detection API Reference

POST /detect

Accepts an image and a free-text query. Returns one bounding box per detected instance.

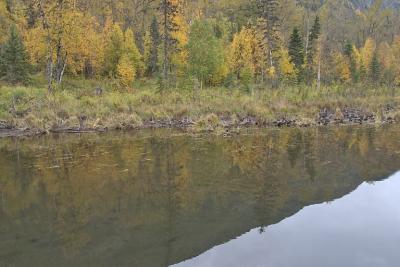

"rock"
[0,120,11,130]
[273,118,295,127]
[95,87,103,96]
[78,114,88,130]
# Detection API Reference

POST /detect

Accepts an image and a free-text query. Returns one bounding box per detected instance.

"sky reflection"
[174,171,400,267]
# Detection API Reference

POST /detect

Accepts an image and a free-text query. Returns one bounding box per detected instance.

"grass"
[0,76,399,133]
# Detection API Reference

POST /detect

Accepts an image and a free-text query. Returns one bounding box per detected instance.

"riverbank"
[0,82,399,137]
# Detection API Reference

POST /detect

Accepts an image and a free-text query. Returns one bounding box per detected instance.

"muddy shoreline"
[1,107,398,138]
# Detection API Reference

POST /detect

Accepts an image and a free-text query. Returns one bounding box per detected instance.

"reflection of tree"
[287,129,303,167]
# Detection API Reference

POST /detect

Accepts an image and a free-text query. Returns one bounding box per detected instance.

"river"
[0,125,399,267]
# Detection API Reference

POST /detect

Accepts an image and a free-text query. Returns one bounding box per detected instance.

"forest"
[0,0,399,132]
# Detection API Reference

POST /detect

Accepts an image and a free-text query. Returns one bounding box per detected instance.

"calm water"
[0,125,400,267]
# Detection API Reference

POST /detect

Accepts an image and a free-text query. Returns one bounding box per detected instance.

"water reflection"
[0,125,399,267]
[175,171,400,267]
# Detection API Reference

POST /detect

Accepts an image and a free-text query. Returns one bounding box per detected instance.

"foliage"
[117,54,136,89]
[288,27,304,81]
[188,20,225,87]
[104,24,125,77]
[0,0,399,89]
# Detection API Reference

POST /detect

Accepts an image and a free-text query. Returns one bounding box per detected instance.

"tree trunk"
[317,55,321,90]
[46,47,53,93]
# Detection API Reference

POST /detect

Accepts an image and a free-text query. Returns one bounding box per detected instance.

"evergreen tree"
[288,27,304,71]
[149,16,160,76]
[305,16,321,84]
[369,51,381,83]
[344,42,359,83]
[306,16,320,66]
[143,30,152,76]
[160,0,179,87]
[0,25,30,84]
[307,16,321,60]
[258,0,282,83]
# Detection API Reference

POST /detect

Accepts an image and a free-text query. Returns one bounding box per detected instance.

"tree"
[104,24,124,77]
[0,0,11,43]
[228,27,264,83]
[288,27,304,80]
[117,53,136,88]
[344,42,362,83]
[307,16,321,61]
[149,16,160,76]
[123,28,144,77]
[32,0,104,90]
[188,20,224,89]
[305,16,321,84]
[170,0,189,77]
[369,51,381,83]
[361,38,376,71]
[160,0,180,87]
[143,30,152,76]
[258,0,282,84]
[0,25,30,84]
[229,28,254,80]
[279,48,296,82]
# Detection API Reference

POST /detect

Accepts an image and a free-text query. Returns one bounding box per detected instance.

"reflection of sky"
[173,172,400,267]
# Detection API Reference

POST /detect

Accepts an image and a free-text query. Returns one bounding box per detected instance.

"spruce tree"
[344,42,359,83]
[288,27,304,70]
[160,0,179,87]
[307,16,320,64]
[0,25,29,84]
[258,0,282,84]
[369,52,381,83]
[305,16,321,84]
[150,16,160,76]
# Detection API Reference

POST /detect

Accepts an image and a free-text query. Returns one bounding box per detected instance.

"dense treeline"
[0,0,399,90]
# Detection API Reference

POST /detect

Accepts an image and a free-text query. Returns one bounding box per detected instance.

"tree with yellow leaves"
[30,0,104,90]
[229,28,253,79]
[279,48,296,82]
[0,0,11,43]
[117,53,136,89]
[228,27,264,83]
[392,36,400,86]
[377,42,395,84]
[333,52,351,83]
[360,38,376,73]
[170,0,188,77]
[123,28,144,77]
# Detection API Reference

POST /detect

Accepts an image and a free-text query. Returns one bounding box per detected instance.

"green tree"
[288,27,304,80]
[104,24,124,77]
[344,42,359,83]
[149,16,160,76]
[123,28,144,77]
[160,0,180,87]
[369,51,381,83]
[307,16,320,61]
[188,20,224,89]
[143,30,152,76]
[0,25,30,84]
[305,16,320,84]
[258,0,282,84]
